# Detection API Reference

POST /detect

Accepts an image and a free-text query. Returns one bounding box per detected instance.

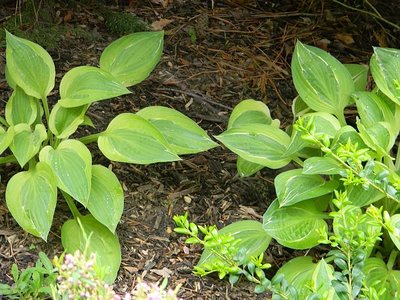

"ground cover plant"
[0,30,217,285]
[175,42,400,299]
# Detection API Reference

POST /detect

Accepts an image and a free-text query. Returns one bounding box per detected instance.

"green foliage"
[0,252,57,299]
[2,30,216,283]
[176,42,400,297]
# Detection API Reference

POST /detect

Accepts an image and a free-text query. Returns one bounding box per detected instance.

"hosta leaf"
[311,259,338,299]
[98,113,180,164]
[100,31,163,87]
[303,157,343,175]
[87,165,124,233]
[228,99,274,129]
[137,106,218,154]
[61,214,121,284]
[6,162,57,240]
[198,220,271,267]
[9,124,47,167]
[49,103,88,139]
[263,198,328,249]
[237,156,264,177]
[388,214,400,251]
[227,99,278,176]
[344,63,368,92]
[292,95,312,119]
[5,86,38,126]
[214,124,292,169]
[346,182,384,207]
[331,126,368,152]
[286,112,341,156]
[292,41,354,121]
[364,257,400,300]
[353,91,396,130]
[275,169,338,207]
[39,140,92,206]
[58,66,130,108]
[5,31,55,99]
[274,256,317,299]
[357,120,396,156]
[0,126,14,156]
[370,47,400,105]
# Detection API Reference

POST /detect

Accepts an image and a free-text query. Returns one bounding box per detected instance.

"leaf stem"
[62,191,81,219]
[0,116,8,127]
[78,132,102,145]
[0,155,17,165]
[302,126,400,203]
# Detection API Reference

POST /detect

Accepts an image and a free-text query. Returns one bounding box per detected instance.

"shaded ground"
[0,0,399,299]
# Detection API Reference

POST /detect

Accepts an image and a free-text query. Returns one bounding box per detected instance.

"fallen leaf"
[151,18,174,31]
[151,0,172,8]
[63,11,73,23]
[334,33,354,45]
[150,267,173,277]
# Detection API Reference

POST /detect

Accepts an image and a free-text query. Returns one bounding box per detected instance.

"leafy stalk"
[295,118,400,204]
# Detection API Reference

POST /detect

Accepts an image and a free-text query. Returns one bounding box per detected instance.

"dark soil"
[0,0,399,299]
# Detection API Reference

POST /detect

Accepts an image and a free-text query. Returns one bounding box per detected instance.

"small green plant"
[1,30,217,283]
[0,252,57,299]
[174,43,400,298]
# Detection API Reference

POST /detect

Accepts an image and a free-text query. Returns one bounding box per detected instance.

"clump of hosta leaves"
[53,250,120,300]
[177,40,400,298]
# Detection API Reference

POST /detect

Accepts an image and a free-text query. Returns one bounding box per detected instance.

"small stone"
[183,196,192,204]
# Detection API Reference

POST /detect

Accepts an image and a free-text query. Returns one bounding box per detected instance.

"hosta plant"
[1,30,217,283]
[177,42,400,298]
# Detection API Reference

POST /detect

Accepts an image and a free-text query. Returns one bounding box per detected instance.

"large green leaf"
[87,165,124,233]
[98,113,180,164]
[292,41,354,121]
[331,125,368,152]
[6,162,57,240]
[137,106,218,154]
[346,182,384,207]
[353,91,397,131]
[274,256,317,298]
[0,126,14,156]
[5,31,55,99]
[228,99,279,176]
[215,124,292,169]
[227,99,275,129]
[311,259,338,299]
[303,157,343,175]
[275,169,338,207]
[9,124,47,167]
[370,47,400,105]
[236,156,264,177]
[5,86,38,126]
[364,257,400,300]
[344,63,368,92]
[388,214,400,251]
[357,120,396,156]
[100,31,164,87]
[39,140,92,206]
[263,199,328,249]
[198,220,271,267]
[61,214,121,284]
[58,66,130,108]
[286,112,341,156]
[49,103,88,139]
[292,96,313,119]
